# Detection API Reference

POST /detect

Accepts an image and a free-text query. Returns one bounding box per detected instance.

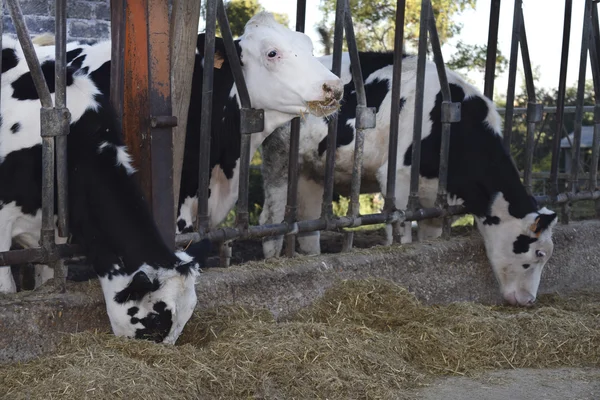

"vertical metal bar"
[52,0,69,290]
[550,0,573,198]
[110,0,125,122]
[590,3,600,193]
[215,0,264,266]
[427,1,459,239]
[570,0,591,194]
[284,0,307,258]
[519,13,541,196]
[110,0,125,123]
[519,15,536,102]
[503,0,522,150]
[342,0,375,252]
[216,0,253,109]
[320,0,345,219]
[407,0,431,217]
[148,0,175,249]
[384,0,406,244]
[55,0,69,239]
[197,0,217,236]
[6,0,53,108]
[235,135,252,231]
[484,0,501,100]
[6,0,62,287]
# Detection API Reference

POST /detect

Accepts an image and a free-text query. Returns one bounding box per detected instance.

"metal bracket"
[40,107,71,137]
[151,115,178,128]
[285,222,299,236]
[526,102,544,123]
[441,101,461,123]
[240,108,265,134]
[355,105,376,130]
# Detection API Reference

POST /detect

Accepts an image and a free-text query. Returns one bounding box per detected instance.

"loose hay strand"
[1,279,599,399]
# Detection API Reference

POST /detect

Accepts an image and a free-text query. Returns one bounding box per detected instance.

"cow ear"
[185,238,212,268]
[196,34,226,69]
[114,271,159,304]
[214,50,225,69]
[529,212,558,236]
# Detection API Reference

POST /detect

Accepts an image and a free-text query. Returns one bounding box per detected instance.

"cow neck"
[68,98,179,276]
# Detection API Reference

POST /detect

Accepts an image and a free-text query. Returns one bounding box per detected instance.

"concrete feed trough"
[1,220,600,365]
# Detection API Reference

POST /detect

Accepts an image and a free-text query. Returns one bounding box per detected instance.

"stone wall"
[3,0,111,43]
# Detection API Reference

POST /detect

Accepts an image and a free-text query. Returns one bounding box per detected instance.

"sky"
[202,0,595,96]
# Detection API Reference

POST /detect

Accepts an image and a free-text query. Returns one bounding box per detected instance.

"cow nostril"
[527,297,536,306]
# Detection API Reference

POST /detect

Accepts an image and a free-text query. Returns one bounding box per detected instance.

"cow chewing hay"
[2,279,599,399]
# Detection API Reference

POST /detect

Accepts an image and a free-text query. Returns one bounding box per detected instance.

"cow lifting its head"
[175,12,343,234]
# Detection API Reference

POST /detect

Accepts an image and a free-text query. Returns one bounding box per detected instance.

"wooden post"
[110,0,175,249]
[170,0,202,220]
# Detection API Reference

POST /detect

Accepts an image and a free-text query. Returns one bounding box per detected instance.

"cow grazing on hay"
[0,35,211,343]
[259,52,559,307]
[0,12,342,343]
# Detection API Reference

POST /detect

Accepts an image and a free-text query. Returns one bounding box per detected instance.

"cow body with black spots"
[0,35,211,344]
[259,52,558,307]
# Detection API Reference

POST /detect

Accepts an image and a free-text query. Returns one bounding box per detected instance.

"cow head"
[203,12,343,121]
[477,194,557,307]
[99,239,211,344]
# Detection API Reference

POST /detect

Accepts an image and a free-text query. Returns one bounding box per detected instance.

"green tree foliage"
[446,41,508,76]
[317,0,476,52]
[207,0,291,38]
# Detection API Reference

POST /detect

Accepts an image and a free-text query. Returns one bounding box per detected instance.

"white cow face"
[98,246,208,344]
[238,12,343,118]
[478,196,557,307]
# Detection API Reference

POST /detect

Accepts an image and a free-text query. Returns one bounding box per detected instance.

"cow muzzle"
[504,291,536,307]
[306,79,344,117]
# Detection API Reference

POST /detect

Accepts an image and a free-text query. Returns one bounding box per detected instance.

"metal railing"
[178,0,600,266]
[0,0,599,283]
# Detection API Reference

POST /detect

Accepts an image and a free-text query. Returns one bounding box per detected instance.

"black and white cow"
[0,35,212,343]
[176,12,343,232]
[259,52,559,307]
[0,12,342,341]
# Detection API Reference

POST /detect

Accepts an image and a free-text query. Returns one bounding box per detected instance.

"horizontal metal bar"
[176,205,465,245]
[5,0,53,108]
[0,244,83,266]
[535,190,600,205]
[497,105,595,115]
[519,171,596,179]
[5,186,599,267]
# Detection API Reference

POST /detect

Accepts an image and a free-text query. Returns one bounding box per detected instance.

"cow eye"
[267,50,277,58]
[535,250,545,258]
[522,264,531,269]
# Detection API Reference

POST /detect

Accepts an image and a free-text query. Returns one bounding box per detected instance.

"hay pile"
[2,279,599,399]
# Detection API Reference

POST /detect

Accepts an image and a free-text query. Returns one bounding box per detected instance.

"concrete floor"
[417,368,600,400]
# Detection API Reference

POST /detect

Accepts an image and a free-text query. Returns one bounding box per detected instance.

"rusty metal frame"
[110,0,176,249]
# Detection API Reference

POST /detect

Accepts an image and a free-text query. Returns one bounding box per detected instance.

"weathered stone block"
[95,2,110,20]
[24,15,55,34]
[3,0,49,16]
[68,19,109,39]
[67,1,95,19]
